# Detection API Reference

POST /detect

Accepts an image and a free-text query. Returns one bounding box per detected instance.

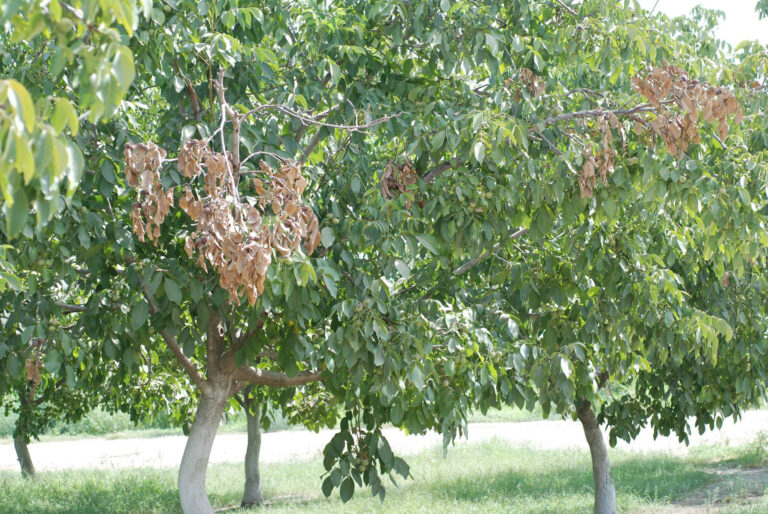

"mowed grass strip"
[0,439,758,514]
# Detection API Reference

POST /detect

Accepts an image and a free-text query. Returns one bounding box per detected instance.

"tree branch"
[553,0,578,16]
[537,102,673,128]
[55,302,87,314]
[159,323,210,394]
[298,130,326,165]
[140,287,210,394]
[234,366,325,387]
[422,158,464,183]
[453,228,529,275]
[241,104,401,133]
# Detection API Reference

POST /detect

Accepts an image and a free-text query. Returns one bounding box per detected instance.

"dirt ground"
[1,409,766,473]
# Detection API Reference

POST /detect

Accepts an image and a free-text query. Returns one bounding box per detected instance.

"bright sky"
[636,0,768,45]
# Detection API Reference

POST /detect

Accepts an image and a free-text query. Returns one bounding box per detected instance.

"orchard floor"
[1,409,767,472]
[0,411,766,513]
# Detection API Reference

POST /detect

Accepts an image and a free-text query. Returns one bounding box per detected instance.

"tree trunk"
[15,389,35,477]
[13,431,35,477]
[241,396,263,507]
[178,386,230,514]
[578,401,617,514]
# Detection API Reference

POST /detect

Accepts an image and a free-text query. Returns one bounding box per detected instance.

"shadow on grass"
[0,445,717,514]
[420,452,712,510]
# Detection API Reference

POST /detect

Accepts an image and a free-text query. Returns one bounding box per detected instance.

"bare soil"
[1,409,767,473]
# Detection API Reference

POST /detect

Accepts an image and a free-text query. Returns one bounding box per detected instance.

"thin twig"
[553,0,577,16]
[454,228,529,275]
[241,104,401,133]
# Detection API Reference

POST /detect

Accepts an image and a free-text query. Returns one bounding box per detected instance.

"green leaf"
[44,349,61,373]
[5,80,36,131]
[390,403,404,425]
[472,140,486,164]
[131,300,150,331]
[339,477,354,503]
[15,134,34,183]
[321,476,334,497]
[3,187,28,238]
[113,46,136,91]
[53,98,79,136]
[7,354,22,379]
[64,142,84,196]
[323,273,338,298]
[394,259,410,279]
[321,227,336,248]
[165,278,182,304]
[408,364,425,390]
[415,234,440,255]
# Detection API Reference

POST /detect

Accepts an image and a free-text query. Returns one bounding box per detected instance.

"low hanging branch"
[234,366,325,387]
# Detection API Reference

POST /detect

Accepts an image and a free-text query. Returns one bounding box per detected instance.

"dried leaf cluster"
[579,114,620,198]
[124,139,320,306]
[24,339,43,401]
[381,162,418,207]
[632,64,743,157]
[125,143,173,244]
[578,65,742,198]
[520,68,546,98]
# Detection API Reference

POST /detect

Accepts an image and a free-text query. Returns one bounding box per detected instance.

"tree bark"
[241,396,263,507]
[578,401,617,514]
[13,431,35,477]
[15,389,35,477]
[178,385,230,514]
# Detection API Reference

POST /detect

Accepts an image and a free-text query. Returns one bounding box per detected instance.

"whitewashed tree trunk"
[178,386,229,514]
[578,402,617,514]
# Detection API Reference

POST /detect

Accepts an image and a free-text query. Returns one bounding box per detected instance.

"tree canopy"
[1,1,767,514]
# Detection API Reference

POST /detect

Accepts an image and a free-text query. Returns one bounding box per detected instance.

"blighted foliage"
[520,67,546,98]
[24,339,43,401]
[124,139,320,306]
[579,64,742,198]
[380,162,418,207]
[124,143,174,244]
[632,64,743,157]
[579,114,620,198]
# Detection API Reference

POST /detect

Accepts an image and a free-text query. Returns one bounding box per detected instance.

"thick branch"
[422,158,464,183]
[219,317,267,366]
[207,310,225,377]
[453,228,529,275]
[298,130,326,165]
[160,325,210,394]
[55,302,87,314]
[234,366,325,387]
[141,289,210,394]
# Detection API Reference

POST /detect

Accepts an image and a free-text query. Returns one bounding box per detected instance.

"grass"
[2,438,766,514]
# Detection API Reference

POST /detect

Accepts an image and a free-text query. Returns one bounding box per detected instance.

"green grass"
[3,438,765,514]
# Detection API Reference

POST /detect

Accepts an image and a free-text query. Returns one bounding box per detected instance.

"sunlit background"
[635,1,767,45]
